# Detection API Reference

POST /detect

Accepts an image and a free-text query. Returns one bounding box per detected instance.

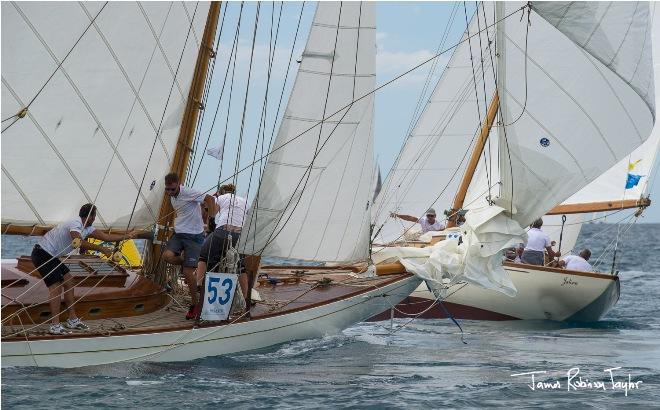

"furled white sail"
[373,2,498,244]
[495,1,655,228]
[238,2,376,263]
[1,2,210,229]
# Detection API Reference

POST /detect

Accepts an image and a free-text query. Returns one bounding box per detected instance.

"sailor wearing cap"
[390,208,446,233]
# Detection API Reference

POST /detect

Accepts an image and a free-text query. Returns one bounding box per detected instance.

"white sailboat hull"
[2,276,420,368]
[371,264,619,322]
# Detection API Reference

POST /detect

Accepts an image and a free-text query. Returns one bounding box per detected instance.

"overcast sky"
[191,2,660,223]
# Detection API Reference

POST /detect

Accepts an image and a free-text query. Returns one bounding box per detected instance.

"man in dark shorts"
[31,203,137,334]
[196,184,250,304]
[162,173,215,319]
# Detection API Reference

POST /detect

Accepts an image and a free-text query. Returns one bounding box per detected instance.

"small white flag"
[207,143,224,160]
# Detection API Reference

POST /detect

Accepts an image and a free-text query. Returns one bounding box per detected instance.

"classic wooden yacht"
[369,2,657,322]
[1,1,419,368]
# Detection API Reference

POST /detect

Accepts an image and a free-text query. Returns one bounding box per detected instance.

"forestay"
[239,2,376,263]
[1,2,209,229]
[372,2,498,244]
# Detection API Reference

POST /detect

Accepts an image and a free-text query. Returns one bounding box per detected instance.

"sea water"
[1,224,659,409]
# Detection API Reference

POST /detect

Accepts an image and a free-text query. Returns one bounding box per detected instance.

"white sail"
[1,1,210,229]
[496,1,655,228]
[373,2,498,244]
[560,132,659,206]
[238,2,376,263]
[561,6,660,208]
[371,2,655,297]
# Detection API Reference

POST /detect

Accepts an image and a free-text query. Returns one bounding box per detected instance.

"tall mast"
[148,2,222,273]
[446,92,499,228]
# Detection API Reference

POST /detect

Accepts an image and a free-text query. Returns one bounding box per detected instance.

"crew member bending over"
[197,184,250,302]
[31,203,137,334]
[559,249,593,272]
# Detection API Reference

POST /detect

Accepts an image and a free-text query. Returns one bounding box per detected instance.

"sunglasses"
[426,214,435,218]
[165,187,178,192]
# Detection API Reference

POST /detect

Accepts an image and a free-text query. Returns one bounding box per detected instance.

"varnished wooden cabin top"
[1,256,168,326]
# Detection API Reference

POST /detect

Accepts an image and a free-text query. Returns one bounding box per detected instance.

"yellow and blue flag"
[625,159,643,189]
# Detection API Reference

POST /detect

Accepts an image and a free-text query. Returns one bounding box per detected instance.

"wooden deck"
[2,263,409,341]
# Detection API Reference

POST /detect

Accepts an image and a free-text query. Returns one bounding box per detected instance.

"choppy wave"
[2,224,660,408]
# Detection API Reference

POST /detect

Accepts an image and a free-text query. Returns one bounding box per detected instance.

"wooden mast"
[147,2,222,273]
[446,92,499,228]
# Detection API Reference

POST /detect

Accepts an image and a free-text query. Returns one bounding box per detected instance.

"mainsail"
[239,2,376,263]
[1,2,210,230]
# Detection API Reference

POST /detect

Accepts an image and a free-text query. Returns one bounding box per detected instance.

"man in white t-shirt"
[162,172,215,319]
[390,208,446,233]
[521,218,560,266]
[31,203,137,334]
[559,249,593,272]
[196,184,250,311]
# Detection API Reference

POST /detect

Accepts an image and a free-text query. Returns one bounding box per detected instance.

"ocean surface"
[1,223,659,409]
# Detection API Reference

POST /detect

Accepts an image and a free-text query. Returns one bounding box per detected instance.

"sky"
[189,1,660,224]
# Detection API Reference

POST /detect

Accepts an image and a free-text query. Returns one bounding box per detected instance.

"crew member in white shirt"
[31,203,137,335]
[521,218,560,266]
[390,208,446,233]
[197,183,250,303]
[559,249,593,272]
[162,172,216,320]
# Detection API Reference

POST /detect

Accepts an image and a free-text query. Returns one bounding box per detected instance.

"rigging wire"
[243,1,306,255]
[191,4,243,185]
[87,2,178,236]
[229,2,262,226]
[252,2,346,257]
[499,2,531,128]
[371,55,494,221]
[314,1,367,260]
[216,3,246,191]
[1,2,109,129]
[401,2,461,143]
[463,2,484,124]
[113,3,529,237]
[124,1,201,231]
[375,2,462,218]
[186,3,228,184]
[474,2,493,197]
[240,1,284,253]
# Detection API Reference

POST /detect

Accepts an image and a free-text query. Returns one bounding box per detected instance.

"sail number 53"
[202,272,239,321]
[207,276,234,305]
